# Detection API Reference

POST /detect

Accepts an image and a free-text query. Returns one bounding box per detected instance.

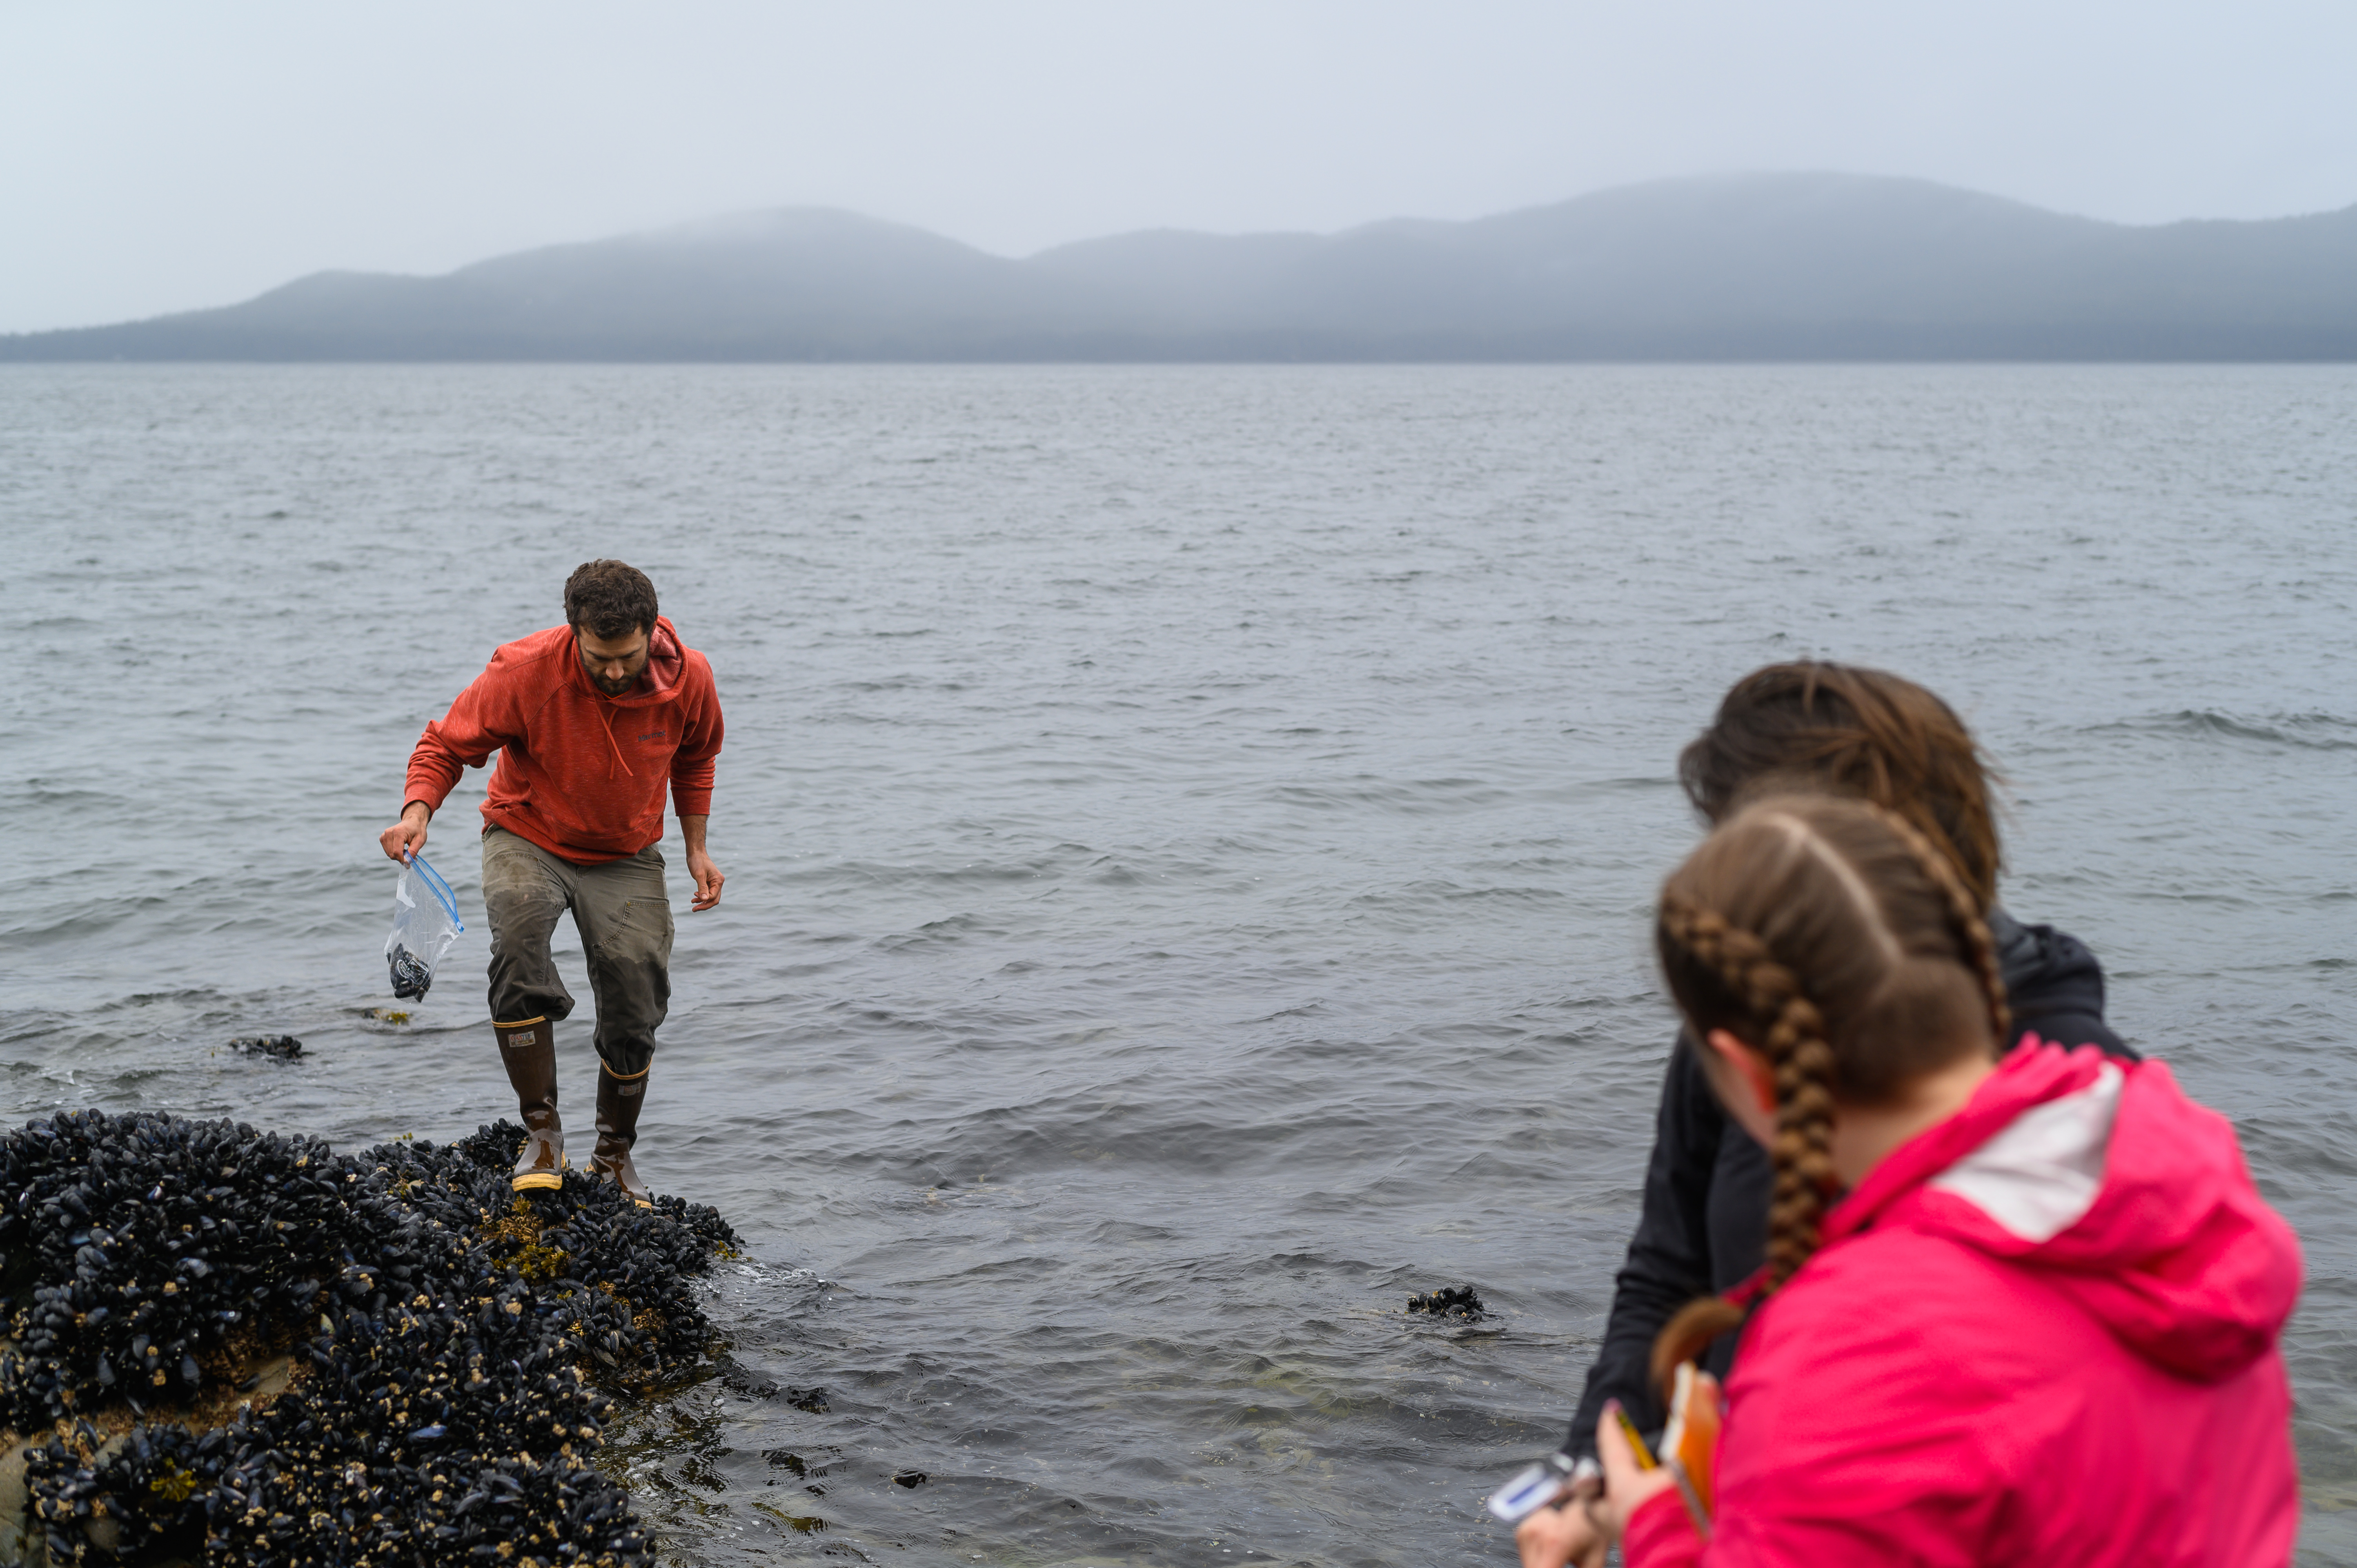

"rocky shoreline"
[0,1111,739,1566]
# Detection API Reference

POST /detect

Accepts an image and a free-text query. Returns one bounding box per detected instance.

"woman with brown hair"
[1522,662,2133,1568]
[1581,795,2299,1563]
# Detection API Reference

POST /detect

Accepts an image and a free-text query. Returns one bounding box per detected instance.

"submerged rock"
[0,1109,739,1566]
[1405,1284,1486,1320]
[224,1035,303,1060]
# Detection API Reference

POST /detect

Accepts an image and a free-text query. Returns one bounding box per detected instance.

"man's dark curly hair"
[564,560,659,640]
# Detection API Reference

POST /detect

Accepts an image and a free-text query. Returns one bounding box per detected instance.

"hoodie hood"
[1988,906,2126,1056]
[1989,907,2105,1015]
[1829,1041,2301,1383]
[567,615,686,708]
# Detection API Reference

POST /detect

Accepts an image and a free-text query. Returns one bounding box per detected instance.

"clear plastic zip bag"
[386,851,465,1000]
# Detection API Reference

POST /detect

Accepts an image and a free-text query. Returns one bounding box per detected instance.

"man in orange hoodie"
[379,560,725,1203]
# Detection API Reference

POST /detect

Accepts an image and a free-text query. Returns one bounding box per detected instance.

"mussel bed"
[0,1111,740,1566]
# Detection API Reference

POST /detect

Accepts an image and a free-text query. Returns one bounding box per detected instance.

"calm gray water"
[3,363,2353,1565]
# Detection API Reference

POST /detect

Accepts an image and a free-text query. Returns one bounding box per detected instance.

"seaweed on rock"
[0,1110,740,1566]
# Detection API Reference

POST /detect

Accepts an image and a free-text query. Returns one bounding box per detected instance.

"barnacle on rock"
[0,1109,741,1566]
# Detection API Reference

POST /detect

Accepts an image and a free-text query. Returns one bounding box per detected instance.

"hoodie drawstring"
[598,706,636,781]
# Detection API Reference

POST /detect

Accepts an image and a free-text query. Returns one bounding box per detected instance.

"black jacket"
[1563,911,2130,1457]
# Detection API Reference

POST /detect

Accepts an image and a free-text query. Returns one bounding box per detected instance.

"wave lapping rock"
[0,1110,740,1566]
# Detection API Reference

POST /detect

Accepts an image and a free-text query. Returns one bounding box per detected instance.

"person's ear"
[1703,1028,1777,1116]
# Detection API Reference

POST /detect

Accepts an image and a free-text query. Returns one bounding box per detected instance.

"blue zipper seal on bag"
[402,850,465,933]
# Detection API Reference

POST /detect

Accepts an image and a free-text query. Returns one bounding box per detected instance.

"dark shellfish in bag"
[385,851,464,999]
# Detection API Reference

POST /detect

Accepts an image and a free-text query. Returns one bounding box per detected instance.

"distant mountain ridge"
[9,173,2357,361]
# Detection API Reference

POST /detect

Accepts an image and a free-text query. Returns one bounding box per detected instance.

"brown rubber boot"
[588,1063,653,1207]
[496,1016,565,1191]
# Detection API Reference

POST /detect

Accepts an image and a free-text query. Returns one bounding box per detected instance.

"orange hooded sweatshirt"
[404,616,723,864]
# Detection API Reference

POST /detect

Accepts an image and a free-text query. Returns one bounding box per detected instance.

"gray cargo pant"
[482,826,674,1076]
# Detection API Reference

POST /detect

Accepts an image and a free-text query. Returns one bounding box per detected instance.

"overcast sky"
[4,0,2353,333]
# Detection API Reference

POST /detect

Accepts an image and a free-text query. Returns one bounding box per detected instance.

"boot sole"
[512,1171,564,1191]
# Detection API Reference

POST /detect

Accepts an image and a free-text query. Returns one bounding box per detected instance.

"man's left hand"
[686,849,725,911]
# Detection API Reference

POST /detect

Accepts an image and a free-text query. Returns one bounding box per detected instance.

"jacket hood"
[1989,906,2109,1029]
[1829,1042,2301,1383]
[565,615,688,708]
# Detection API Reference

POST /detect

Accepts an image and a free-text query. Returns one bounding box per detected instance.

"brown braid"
[1646,795,2010,1391]
[1647,893,1843,1387]
[1867,805,2011,1046]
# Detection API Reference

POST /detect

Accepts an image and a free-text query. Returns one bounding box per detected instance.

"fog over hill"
[8,173,2357,361]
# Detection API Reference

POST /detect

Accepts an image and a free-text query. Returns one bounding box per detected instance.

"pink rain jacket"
[1625,1040,2302,1567]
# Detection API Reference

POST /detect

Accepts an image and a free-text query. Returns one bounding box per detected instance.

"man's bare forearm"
[680,814,708,855]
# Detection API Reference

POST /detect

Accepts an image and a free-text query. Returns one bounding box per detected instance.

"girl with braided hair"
[1578,795,2300,1566]
[1529,661,2135,1568]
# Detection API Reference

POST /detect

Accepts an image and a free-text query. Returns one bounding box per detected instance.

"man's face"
[575,624,651,697]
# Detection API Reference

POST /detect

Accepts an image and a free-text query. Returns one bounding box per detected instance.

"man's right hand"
[379,802,432,863]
